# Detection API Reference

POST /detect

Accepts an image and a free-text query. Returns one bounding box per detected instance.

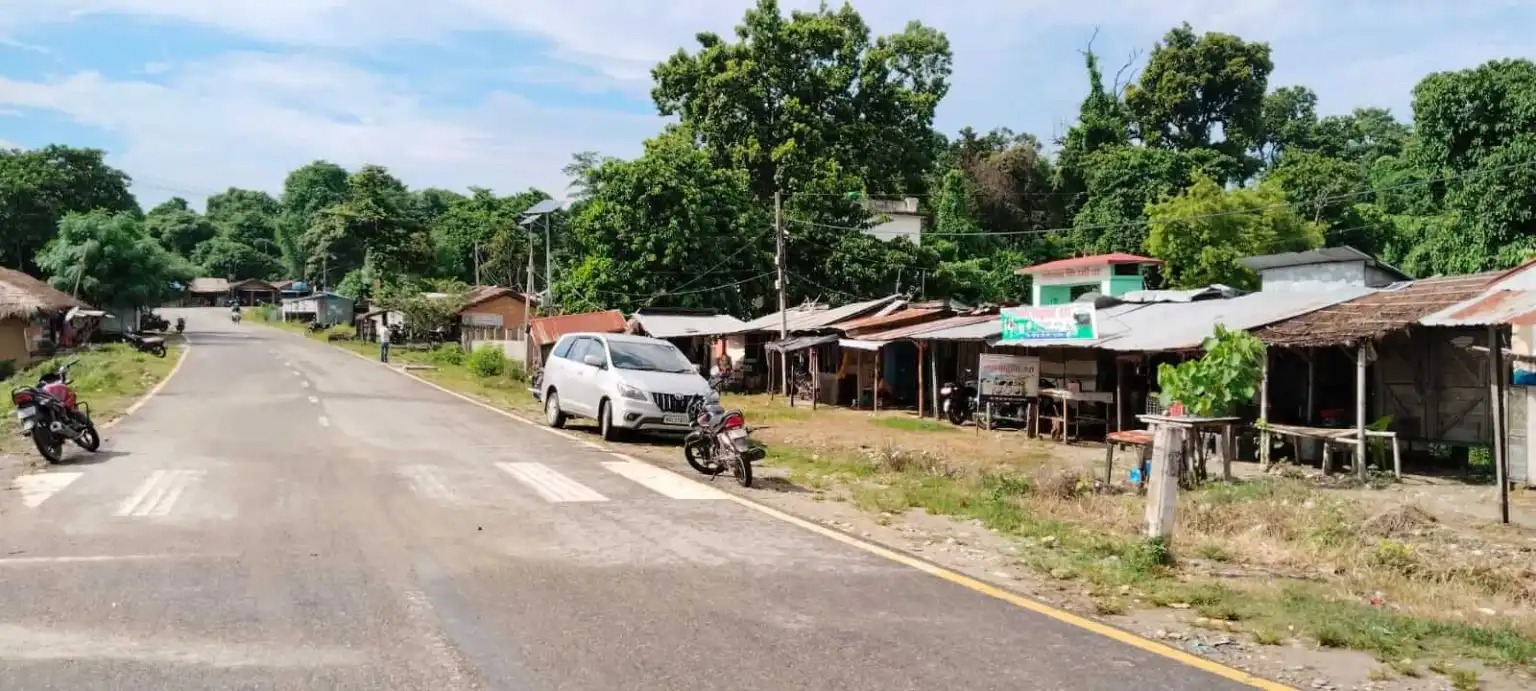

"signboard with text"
[1000,305,1098,342]
[977,353,1039,404]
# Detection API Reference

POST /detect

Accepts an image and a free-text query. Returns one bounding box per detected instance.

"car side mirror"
[582,353,605,368]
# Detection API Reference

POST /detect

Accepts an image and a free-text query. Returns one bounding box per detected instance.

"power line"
[786,159,1536,238]
[580,272,775,300]
[637,225,775,307]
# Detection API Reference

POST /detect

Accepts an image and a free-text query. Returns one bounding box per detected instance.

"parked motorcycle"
[683,394,763,487]
[123,331,167,358]
[140,311,170,332]
[174,317,185,334]
[939,370,978,426]
[10,358,100,463]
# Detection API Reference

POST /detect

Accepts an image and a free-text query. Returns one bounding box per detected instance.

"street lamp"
[519,199,563,311]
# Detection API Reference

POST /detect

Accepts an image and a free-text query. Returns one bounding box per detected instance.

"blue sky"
[1,1,1532,208]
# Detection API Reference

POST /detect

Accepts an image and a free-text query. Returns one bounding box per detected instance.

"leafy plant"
[466,345,508,378]
[1156,324,1267,417]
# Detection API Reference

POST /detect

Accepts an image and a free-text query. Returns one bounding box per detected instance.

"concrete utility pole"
[474,241,481,285]
[1490,325,1510,524]
[544,213,553,313]
[775,190,788,396]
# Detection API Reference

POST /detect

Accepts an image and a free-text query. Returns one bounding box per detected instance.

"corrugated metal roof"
[914,315,1005,342]
[1240,245,1412,280]
[996,287,1371,352]
[529,309,626,346]
[1420,289,1536,327]
[1119,285,1243,303]
[630,312,747,338]
[1254,273,1498,347]
[1016,253,1161,275]
[736,295,902,333]
[838,307,950,334]
[859,313,997,342]
[187,277,229,294]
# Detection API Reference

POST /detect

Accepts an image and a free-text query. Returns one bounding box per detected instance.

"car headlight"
[617,382,648,401]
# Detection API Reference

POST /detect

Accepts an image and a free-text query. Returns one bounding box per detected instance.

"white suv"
[540,332,713,440]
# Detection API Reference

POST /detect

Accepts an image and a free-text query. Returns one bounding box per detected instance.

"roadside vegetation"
[0,343,181,454]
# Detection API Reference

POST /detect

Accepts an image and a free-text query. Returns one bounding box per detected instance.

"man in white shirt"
[379,322,392,363]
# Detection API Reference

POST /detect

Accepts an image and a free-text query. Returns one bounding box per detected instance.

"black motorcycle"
[683,395,763,487]
[174,317,185,334]
[939,370,978,426]
[141,312,170,332]
[10,358,100,463]
[123,331,167,358]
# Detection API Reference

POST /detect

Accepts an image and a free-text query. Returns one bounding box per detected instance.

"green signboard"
[1000,305,1097,342]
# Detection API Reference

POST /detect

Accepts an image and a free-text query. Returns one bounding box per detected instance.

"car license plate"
[727,429,748,440]
[15,406,35,420]
[663,413,689,425]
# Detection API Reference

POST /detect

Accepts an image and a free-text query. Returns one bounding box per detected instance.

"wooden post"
[857,350,864,410]
[1305,350,1316,423]
[929,342,939,419]
[1490,325,1510,524]
[1221,423,1235,481]
[1104,444,1115,484]
[917,342,926,419]
[1259,350,1271,469]
[809,348,820,410]
[873,348,881,414]
[1115,360,1125,433]
[1356,341,1369,481]
[1145,423,1187,543]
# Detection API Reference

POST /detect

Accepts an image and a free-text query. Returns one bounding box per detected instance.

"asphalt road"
[0,308,1261,690]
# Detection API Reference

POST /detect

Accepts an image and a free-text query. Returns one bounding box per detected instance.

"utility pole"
[544,213,553,313]
[473,241,482,286]
[523,226,534,363]
[775,190,788,396]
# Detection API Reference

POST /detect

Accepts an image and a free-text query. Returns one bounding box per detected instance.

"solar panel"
[524,199,562,215]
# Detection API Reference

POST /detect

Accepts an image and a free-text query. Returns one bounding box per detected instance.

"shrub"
[506,357,528,383]
[323,325,353,342]
[0,359,15,382]
[429,345,466,367]
[466,345,508,378]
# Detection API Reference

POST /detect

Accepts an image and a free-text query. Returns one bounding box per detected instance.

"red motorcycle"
[10,358,100,463]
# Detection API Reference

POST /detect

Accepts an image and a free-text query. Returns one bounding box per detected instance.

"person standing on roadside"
[379,322,392,363]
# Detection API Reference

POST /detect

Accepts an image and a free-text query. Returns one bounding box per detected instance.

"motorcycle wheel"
[32,428,64,463]
[75,423,101,452]
[684,442,725,476]
[946,402,967,426]
[733,455,753,488]
[152,344,167,358]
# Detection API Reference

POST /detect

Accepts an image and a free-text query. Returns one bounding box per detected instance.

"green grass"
[0,343,181,453]
[872,416,955,433]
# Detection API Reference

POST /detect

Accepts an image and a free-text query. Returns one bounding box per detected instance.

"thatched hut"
[0,267,83,367]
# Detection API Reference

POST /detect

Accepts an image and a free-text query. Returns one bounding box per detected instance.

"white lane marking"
[12,472,84,508]
[291,370,300,377]
[115,470,203,517]
[318,416,330,427]
[0,554,207,566]
[496,463,607,503]
[579,440,604,450]
[307,396,319,404]
[547,428,584,443]
[399,466,459,504]
[602,461,726,500]
[301,381,311,388]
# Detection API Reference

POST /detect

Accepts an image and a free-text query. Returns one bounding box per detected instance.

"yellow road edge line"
[104,342,191,429]
[307,331,1290,690]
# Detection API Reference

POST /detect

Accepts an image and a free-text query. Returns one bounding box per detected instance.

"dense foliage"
[4,0,1534,314]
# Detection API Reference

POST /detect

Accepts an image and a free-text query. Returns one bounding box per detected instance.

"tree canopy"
[7,7,1536,318]
[36,211,191,308]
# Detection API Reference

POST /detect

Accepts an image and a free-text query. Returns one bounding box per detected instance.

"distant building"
[1240,246,1412,292]
[861,197,923,245]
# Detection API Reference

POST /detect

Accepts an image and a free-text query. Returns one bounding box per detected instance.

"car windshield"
[608,341,695,373]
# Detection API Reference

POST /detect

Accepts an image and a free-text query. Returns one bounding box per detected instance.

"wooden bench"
[1104,430,1155,484]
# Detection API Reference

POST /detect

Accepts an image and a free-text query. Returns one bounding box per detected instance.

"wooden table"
[1261,422,1402,478]
[1035,389,1115,442]
[1137,414,1243,484]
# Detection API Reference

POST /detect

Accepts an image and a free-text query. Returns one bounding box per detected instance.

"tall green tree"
[558,127,771,315]
[277,161,350,277]
[36,211,192,308]
[1258,85,1319,166]
[144,196,216,258]
[1144,173,1323,289]
[651,0,952,201]
[300,165,431,286]
[1124,23,1273,160]
[1409,58,1536,272]
[0,145,138,272]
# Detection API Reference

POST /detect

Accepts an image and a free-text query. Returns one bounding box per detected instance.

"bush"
[323,325,353,342]
[429,345,466,367]
[466,345,508,378]
[506,357,529,383]
[252,304,277,322]
[0,359,15,382]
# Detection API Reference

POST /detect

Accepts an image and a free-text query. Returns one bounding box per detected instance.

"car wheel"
[545,390,567,428]
[598,399,622,442]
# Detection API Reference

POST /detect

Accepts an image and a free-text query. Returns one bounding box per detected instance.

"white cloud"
[0,52,658,205]
[1,0,1528,207]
